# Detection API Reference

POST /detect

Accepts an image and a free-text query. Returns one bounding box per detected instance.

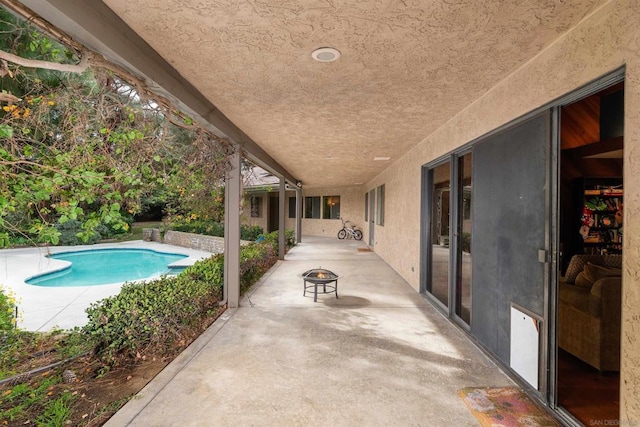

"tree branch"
[0,48,91,73]
[0,92,21,103]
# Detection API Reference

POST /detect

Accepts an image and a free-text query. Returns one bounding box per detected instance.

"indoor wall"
[364,0,640,421]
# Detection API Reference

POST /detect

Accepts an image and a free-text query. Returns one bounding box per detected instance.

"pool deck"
[0,241,212,331]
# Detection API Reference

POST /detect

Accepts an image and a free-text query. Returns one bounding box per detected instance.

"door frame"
[452,150,473,330]
[417,67,625,424]
[420,156,453,313]
[549,70,625,424]
[368,188,375,246]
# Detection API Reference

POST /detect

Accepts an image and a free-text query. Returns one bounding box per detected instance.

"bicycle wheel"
[354,230,363,240]
[337,229,347,239]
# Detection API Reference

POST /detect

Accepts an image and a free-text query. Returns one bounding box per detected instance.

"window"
[250,196,262,218]
[322,196,340,219]
[305,196,321,218]
[375,185,385,226]
[288,196,296,218]
[364,192,369,222]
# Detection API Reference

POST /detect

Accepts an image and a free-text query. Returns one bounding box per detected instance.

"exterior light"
[312,47,341,62]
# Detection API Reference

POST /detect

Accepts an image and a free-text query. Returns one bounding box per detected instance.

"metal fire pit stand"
[302,269,339,302]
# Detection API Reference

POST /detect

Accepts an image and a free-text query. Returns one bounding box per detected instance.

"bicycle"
[337,217,363,240]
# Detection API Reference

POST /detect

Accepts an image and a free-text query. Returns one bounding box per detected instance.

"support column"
[278,178,286,260]
[295,188,302,244]
[224,150,241,308]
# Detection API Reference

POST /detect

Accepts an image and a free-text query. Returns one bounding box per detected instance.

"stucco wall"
[299,186,365,238]
[242,193,268,232]
[242,189,363,237]
[362,0,640,420]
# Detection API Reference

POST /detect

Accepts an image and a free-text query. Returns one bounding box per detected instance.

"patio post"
[224,150,241,308]
[295,188,302,244]
[278,178,285,260]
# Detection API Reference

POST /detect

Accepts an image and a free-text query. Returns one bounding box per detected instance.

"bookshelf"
[580,178,623,255]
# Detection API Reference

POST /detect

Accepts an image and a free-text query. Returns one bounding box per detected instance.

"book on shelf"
[584,188,623,196]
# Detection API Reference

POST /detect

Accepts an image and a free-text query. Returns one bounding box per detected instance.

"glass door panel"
[429,161,451,307]
[455,153,472,325]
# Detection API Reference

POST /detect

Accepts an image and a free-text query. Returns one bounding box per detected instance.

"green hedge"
[260,230,296,250]
[168,218,264,241]
[240,242,277,294]
[83,241,278,366]
[0,286,17,331]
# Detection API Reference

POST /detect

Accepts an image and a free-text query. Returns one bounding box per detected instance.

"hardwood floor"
[557,348,619,425]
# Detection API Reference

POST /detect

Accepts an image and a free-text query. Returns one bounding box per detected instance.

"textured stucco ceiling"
[101,0,606,187]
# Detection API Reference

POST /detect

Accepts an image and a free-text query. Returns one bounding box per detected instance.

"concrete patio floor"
[107,236,513,426]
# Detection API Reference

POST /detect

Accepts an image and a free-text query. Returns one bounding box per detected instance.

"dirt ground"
[1,306,226,426]
[65,356,168,426]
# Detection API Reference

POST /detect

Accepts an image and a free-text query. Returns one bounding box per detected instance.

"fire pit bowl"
[301,268,339,302]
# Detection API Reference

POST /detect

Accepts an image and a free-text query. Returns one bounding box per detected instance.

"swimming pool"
[26,248,188,287]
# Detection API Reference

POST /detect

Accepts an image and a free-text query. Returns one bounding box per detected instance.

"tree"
[0,9,232,246]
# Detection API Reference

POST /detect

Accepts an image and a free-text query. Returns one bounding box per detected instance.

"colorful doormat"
[458,387,561,426]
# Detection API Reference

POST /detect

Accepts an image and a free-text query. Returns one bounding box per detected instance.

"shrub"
[239,243,278,294]
[170,218,225,237]
[83,255,223,365]
[240,224,264,241]
[168,217,265,242]
[260,230,296,251]
[83,241,277,366]
[55,220,100,246]
[0,286,17,331]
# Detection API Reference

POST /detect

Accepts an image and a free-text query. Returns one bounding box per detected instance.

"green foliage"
[83,256,224,365]
[55,219,99,245]
[241,224,264,241]
[239,242,278,294]
[34,391,74,427]
[0,11,230,247]
[83,240,278,366]
[169,217,225,237]
[0,286,17,331]
[167,217,264,241]
[260,230,296,250]
[1,376,62,423]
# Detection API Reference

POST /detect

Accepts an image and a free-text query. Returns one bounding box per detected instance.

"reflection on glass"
[456,153,472,325]
[429,161,450,307]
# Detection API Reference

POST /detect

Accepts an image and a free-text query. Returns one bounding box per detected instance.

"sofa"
[558,254,622,371]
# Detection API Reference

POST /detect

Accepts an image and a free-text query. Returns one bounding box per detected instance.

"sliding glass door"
[455,152,473,325]
[422,154,473,322]
[424,160,451,308]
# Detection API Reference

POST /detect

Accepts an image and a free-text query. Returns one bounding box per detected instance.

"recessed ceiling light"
[312,47,341,62]
[373,156,391,161]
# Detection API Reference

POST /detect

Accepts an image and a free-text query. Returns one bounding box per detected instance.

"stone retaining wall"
[143,229,250,253]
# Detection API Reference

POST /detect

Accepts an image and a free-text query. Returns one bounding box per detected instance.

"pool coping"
[0,240,214,331]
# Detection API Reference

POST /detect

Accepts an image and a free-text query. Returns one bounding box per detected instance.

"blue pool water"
[26,248,188,287]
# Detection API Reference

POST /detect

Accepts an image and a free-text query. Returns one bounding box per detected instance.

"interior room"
[557,82,624,425]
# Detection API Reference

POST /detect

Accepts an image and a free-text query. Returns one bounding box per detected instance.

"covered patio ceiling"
[15,0,606,187]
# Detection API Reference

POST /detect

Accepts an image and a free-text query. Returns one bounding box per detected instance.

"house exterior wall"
[241,193,268,232]
[243,190,360,235]
[361,0,640,420]
[298,186,365,238]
